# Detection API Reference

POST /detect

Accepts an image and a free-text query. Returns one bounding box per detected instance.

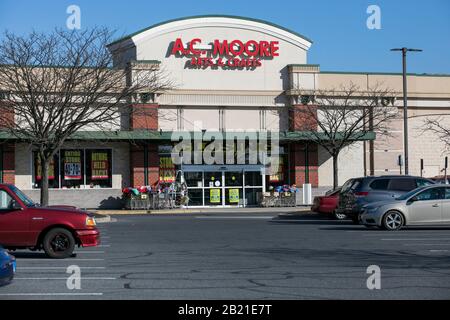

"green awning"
[0,130,376,142]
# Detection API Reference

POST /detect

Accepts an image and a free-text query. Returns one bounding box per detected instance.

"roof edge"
[107,14,313,47]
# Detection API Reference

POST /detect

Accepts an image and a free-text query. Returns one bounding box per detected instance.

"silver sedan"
[360,184,450,230]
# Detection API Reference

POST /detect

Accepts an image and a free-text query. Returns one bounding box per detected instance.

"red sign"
[170,38,279,69]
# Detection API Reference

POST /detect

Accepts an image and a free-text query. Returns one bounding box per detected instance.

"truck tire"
[42,228,75,259]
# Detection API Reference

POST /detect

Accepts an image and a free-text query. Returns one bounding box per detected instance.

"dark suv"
[336,175,435,224]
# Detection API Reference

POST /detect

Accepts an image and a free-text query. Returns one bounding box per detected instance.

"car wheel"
[382,211,404,231]
[42,228,75,259]
[334,211,347,220]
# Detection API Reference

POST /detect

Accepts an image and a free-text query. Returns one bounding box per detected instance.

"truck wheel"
[42,228,75,259]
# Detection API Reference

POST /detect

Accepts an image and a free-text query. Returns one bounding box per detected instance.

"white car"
[360,184,450,230]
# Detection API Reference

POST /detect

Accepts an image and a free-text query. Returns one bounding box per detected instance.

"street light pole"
[391,47,422,175]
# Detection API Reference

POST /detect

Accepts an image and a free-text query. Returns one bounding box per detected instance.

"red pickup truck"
[0,184,100,258]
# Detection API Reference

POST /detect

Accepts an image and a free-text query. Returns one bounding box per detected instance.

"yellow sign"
[269,156,284,182]
[229,189,239,203]
[210,188,221,203]
[159,157,176,182]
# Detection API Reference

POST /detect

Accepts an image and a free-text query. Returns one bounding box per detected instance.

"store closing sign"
[64,150,81,180]
[91,152,109,180]
[171,38,279,69]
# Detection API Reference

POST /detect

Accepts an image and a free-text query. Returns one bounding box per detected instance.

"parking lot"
[1,212,450,299]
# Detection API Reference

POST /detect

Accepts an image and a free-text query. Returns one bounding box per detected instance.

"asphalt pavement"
[1,211,450,299]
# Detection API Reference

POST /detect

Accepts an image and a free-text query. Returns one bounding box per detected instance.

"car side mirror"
[10,200,23,211]
[407,196,418,205]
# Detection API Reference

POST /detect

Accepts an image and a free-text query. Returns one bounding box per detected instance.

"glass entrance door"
[204,172,223,206]
[184,166,264,207]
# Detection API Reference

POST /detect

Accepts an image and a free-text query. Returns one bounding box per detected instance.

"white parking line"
[15,277,116,280]
[430,250,449,252]
[74,251,105,254]
[0,293,103,296]
[403,243,450,247]
[17,267,106,270]
[195,216,275,219]
[382,238,450,241]
[15,258,104,261]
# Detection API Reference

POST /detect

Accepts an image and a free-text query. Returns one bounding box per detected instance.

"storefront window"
[33,152,60,189]
[205,172,221,187]
[33,148,113,189]
[86,149,112,188]
[187,188,203,206]
[244,171,262,186]
[185,172,203,188]
[225,171,242,187]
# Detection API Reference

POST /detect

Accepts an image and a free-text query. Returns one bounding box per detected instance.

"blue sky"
[1,0,449,74]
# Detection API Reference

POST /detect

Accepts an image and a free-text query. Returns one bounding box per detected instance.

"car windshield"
[396,186,428,200]
[9,185,36,207]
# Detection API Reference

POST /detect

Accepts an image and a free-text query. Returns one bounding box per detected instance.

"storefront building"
[1,15,450,208]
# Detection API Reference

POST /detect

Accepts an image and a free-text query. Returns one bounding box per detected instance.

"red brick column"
[289,104,317,131]
[130,144,160,187]
[130,104,159,130]
[130,145,145,187]
[289,142,318,187]
[147,144,160,186]
[2,144,15,184]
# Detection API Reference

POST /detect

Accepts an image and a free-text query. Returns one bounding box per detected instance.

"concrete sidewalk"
[92,206,311,216]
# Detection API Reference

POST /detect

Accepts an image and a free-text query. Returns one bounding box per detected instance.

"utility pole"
[391,47,422,175]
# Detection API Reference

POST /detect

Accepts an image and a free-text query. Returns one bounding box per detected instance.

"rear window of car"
[369,179,390,190]
[341,179,361,193]
[388,178,417,191]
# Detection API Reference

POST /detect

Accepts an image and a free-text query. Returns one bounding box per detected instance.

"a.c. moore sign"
[170,38,279,69]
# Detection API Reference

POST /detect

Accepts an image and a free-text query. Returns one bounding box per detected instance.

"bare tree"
[0,28,173,206]
[422,116,450,150]
[290,83,398,189]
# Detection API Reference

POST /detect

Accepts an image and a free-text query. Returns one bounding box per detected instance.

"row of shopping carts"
[260,192,299,207]
[124,192,181,210]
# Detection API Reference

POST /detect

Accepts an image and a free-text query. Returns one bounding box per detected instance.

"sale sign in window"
[159,157,176,182]
[91,152,109,180]
[64,150,82,180]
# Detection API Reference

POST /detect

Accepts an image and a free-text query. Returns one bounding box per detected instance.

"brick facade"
[289,142,319,187]
[130,104,159,130]
[289,104,318,131]
[1,144,15,184]
[130,144,160,187]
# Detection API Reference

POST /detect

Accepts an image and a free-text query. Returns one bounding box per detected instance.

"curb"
[91,207,311,216]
